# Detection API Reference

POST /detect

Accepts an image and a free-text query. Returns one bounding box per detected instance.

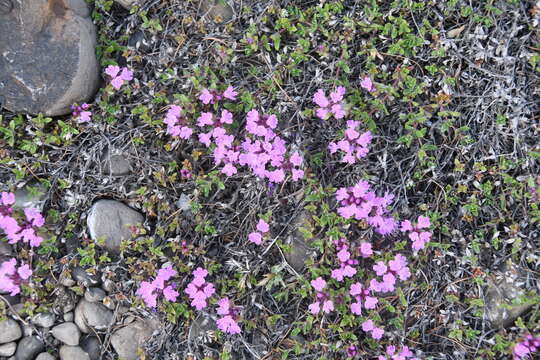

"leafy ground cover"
[1,0,539,359]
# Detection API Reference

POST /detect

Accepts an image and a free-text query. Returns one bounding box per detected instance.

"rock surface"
[74,299,114,333]
[59,345,90,360]
[36,353,56,360]
[53,287,78,314]
[114,0,137,9]
[103,153,131,176]
[14,336,44,360]
[84,287,106,303]
[485,260,536,328]
[0,318,22,344]
[87,200,144,253]
[80,336,101,360]
[284,212,315,272]
[111,319,159,360]
[200,0,234,23]
[72,267,101,287]
[0,342,16,357]
[32,312,56,328]
[51,322,80,346]
[0,0,99,116]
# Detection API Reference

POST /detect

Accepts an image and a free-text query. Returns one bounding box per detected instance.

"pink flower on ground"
[362,320,385,340]
[0,258,32,296]
[400,215,432,252]
[136,265,179,308]
[216,297,241,334]
[185,268,215,310]
[105,65,133,90]
[309,277,334,315]
[249,217,270,246]
[223,86,238,100]
[360,76,375,92]
[313,87,347,120]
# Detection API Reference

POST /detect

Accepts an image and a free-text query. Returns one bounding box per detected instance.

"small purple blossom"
[105,65,133,90]
[313,87,347,120]
[378,345,420,360]
[360,76,375,92]
[216,297,241,334]
[329,121,372,164]
[400,215,432,252]
[136,265,179,308]
[185,267,215,310]
[164,105,193,139]
[309,277,334,315]
[514,334,540,360]
[0,258,32,296]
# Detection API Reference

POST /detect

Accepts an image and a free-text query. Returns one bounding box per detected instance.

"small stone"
[200,0,234,24]
[0,342,17,357]
[51,322,80,346]
[80,336,100,360]
[0,318,22,344]
[485,261,535,328]
[59,346,90,360]
[114,0,137,9]
[102,279,115,293]
[87,200,144,254]
[0,242,13,256]
[53,287,78,314]
[14,336,44,360]
[111,319,159,360]
[188,313,216,343]
[64,313,74,322]
[74,299,114,334]
[84,288,106,303]
[283,212,315,272]
[59,273,76,287]
[103,153,131,176]
[36,353,56,360]
[72,267,101,287]
[32,312,56,328]
[13,185,46,212]
[0,0,99,116]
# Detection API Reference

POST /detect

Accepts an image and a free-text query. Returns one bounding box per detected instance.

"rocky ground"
[0,0,539,359]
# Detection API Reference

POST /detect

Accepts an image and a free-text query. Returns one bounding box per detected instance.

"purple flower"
[360,76,375,92]
[105,65,133,90]
[185,268,215,310]
[313,87,347,120]
[216,297,241,334]
[0,258,32,296]
[137,265,179,308]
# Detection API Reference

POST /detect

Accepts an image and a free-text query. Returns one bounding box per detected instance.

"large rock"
[485,260,536,328]
[36,353,56,360]
[14,336,44,360]
[32,312,56,328]
[74,299,114,334]
[110,319,159,360]
[51,322,80,346]
[0,0,99,115]
[0,342,16,357]
[80,336,100,360]
[0,318,22,344]
[87,200,144,254]
[59,345,90,360]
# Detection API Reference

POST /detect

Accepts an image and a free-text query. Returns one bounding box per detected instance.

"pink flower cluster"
[105,65,133,90]
[349,282,378,315]
[362,319,384,340]
[199,86,237,104]
[313,86,347,120]
[0,258,32,296]
[185,267,215,310]
[0,192,44,247]
[378,345,419,360]
[331,239,357,282]
[71,103,92,123]
[360,76,375,93]
[164,105,193,139]
[308,277,334,315]
[216,297,241,334]
[328,121,372,164]
[400,216,431,252]
[248,219,269,246]
[335,180,397,235]
[136,265,179,308]
[514,335,540,360]
[370,254,411,293]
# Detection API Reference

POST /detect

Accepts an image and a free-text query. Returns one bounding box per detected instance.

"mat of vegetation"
[0,0,539,359]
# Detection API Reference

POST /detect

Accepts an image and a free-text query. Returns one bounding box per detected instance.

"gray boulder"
[0,0,99,116]
[0,342,16,357]
[111,319,159,360]
[87,200,144,253]
[0,318,22,344]
[59,346,90,360]
[74,299,113,334]
[51,322,80,346]
[36,353,56,360]
[14,336,44,360]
